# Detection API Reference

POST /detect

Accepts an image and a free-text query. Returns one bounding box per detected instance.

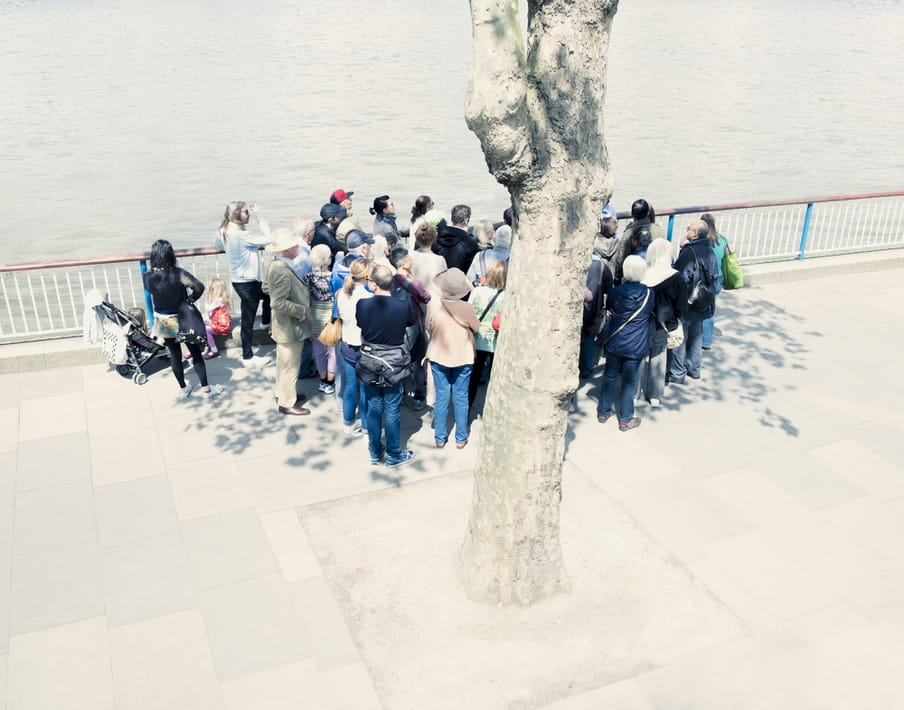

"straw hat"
[265,228,302,253]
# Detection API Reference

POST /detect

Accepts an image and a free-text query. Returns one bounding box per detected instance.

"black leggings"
[164,339,208,389]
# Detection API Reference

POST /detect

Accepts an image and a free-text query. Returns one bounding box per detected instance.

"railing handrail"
[0,246,226,273]
[3,190,902,273]
[617,190,904,220]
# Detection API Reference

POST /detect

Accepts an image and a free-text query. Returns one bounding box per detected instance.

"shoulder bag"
[318,317,343,347]
[176,297,207,346]
[721,243,744,290]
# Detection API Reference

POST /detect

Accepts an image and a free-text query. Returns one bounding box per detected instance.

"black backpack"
[687,248,715,313]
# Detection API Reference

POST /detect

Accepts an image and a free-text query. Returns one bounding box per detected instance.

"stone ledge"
[743,247,904,286]
[0,328,274,374]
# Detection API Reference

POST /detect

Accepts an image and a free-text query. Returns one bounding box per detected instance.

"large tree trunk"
[458,0,619,605]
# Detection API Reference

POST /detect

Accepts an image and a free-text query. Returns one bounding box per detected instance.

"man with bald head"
[667,220,718,385]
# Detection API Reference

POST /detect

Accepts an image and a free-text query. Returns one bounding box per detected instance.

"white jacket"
[214,218,271,283]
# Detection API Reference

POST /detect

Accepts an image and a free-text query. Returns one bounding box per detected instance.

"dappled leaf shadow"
[564,291,814,454]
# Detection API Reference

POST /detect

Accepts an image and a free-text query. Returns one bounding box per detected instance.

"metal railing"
[2,191,903,343]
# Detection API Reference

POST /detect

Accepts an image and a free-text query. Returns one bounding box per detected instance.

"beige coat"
[426,298,479,367]
[264,258,311,344]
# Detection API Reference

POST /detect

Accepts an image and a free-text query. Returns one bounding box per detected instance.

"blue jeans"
[579,332,598,378]
[668,314,704,382]
[363,383,403,461]
[702,275,722,347]
[597,352,641,422]
[431,363,472,444]
[341,356,368,427]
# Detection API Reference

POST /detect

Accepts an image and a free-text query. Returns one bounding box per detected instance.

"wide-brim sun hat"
[434,268,472,300]
[265,228,303,252]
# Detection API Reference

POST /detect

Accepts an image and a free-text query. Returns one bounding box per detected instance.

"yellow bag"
[317,317,343,347]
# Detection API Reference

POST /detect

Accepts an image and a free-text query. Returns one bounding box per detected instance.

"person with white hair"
[596,254,654,431]
[638,239,688,407]
[466,222,512,286]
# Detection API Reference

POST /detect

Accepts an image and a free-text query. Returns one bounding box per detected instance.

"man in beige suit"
[263,229,312,416]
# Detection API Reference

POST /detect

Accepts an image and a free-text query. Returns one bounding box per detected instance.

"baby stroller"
[94,300,165,385]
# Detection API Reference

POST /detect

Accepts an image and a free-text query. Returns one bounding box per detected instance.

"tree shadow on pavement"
[565,292,817,450]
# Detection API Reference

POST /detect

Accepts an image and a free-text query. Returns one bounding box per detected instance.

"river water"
[2,0,902,263]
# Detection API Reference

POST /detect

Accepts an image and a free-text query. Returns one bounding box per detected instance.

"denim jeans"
[431,363,472,445]
[363,383,403,460]
[668,314,704,382]
[341,356,368,427]
[597,351,641,422]
[579,332,598,378]
[701,274,722,347]
[232,280,269,359]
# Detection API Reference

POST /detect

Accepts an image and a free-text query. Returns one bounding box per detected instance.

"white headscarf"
[642,238,677,287]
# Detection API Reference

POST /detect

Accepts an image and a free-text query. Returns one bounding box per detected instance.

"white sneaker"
[343,424,365,437]
[242,355,271,368]
[649,398,661,408]
[321,383,335,395]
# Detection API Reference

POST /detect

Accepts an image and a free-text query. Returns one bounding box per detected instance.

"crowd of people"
[140,190,730,467]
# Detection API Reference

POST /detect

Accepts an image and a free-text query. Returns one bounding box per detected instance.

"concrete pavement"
[1,261,903,708]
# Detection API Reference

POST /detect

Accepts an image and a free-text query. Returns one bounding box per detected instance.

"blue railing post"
[667,214,675,241]
[798,202,814,260]
[139,259,155,327]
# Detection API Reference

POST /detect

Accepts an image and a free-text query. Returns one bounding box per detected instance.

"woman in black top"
[142,239,224,399]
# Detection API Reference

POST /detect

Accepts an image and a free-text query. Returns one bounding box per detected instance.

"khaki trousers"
[275,341,303,408]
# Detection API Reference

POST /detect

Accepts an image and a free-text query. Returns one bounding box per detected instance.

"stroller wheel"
[133,372,148,386]
[116,364,132,378]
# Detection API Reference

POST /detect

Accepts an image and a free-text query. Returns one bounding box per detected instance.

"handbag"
[318,317,343,347]
[721,245,744,290]
[175,300,207,345]
[492,311,501,332]
[687,249,715,312]
[664,320,684,349]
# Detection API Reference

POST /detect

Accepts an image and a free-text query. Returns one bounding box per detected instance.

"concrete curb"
[0,328,275,374]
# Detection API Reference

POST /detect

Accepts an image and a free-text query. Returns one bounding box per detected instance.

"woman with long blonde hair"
[214,200,272,367]
[335,258,374,436]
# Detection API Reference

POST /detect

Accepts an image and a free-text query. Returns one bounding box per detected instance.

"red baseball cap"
[330,189,354,204]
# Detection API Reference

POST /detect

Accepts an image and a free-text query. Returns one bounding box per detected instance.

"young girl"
[302,244,337,393]
[202,277,231,359]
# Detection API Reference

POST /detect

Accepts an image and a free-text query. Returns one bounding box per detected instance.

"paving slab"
[300,466,746,710]
[1,261,904,708]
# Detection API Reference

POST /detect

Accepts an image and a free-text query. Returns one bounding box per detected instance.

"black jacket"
[312,221,340,258]
[432,225,480,273]
[143,267,204,315]
[674,237,719,319]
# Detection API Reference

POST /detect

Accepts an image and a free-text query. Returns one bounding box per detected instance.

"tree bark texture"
[459,0,619,605]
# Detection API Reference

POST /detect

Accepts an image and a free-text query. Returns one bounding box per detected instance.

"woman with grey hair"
[596,255,654,431]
